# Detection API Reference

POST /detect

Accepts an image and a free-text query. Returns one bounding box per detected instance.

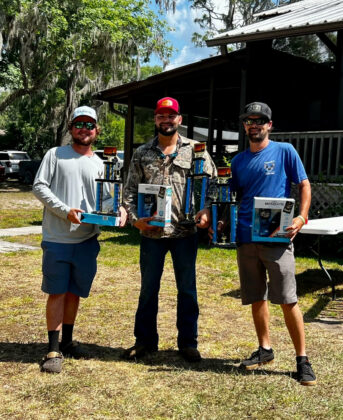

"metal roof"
[254,0,329,18]
[206,0,343,47]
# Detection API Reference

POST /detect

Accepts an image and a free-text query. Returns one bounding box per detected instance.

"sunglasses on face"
[243,118,269,126]
[72,121,96,130]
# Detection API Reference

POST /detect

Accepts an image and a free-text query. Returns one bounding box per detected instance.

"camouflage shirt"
[123,135,217,239]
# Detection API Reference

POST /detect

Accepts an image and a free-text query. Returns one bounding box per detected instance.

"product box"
[81,213,120,227]
[252,197,295,243]
[137,184,172,227]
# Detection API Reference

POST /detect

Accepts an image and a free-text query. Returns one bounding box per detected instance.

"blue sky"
[148,0,224,70]
[148,0,280,71]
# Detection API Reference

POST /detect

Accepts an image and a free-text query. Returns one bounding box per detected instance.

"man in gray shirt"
[33,106,126,373]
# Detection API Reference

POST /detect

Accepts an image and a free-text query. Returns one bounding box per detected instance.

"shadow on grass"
[0,342,124,364]
[99,229,214,248]
[0,179,32,192]
[0,342,294,378]
[121,350,295,379]
[30,221,43,226]
[296,269,343,296]
[99,226,141,246]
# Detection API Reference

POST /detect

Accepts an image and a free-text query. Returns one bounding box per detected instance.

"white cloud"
[165,4,201,40]
[165,44,218,70]
[149,0,228,70]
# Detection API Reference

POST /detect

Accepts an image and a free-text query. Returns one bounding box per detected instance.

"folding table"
[300,217,343,299]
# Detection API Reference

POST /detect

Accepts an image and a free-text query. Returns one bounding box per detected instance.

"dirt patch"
[0,179,42,210]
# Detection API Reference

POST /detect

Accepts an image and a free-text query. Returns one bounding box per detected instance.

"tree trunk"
[55,70,78,146]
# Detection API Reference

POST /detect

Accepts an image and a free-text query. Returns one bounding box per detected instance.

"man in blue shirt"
[231,102,316,386]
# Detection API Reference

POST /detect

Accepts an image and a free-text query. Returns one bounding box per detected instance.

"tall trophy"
[81,146,122,226]
[182,142,210,225]
[211,166,237,248]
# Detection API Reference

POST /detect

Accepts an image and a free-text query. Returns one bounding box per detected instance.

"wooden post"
[187,113,194,139]
[238,67,247,152]
[216,118,223,157]
[123,96,134,182]
[208,77,215,155]
[337,30,343,129]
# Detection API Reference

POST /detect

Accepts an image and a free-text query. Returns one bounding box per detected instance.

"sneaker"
[240,346,274,370]
[179,347,202,362]
[297,358,317,386]
[60,341,89,359]
[121,344,157,360]
[40,351,63,373]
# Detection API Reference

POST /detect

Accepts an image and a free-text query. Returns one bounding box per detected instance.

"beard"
[156,124,178,137]
[247,128,269,143]
[72,137,96,146]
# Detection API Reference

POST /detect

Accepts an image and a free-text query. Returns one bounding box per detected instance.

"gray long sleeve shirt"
[33,145,111,243]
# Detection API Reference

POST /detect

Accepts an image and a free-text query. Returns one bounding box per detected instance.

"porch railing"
[272,131,343,182]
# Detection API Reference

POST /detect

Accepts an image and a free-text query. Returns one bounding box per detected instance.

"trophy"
[182,142,210,225]
[211,166,237,248]
[81,146,123,226]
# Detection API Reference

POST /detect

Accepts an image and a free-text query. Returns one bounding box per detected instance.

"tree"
[188,0,275,48]
[0,0,171,150]
[173,0,333,63]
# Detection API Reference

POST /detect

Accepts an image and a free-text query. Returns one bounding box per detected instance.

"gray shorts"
[236,242,297,305]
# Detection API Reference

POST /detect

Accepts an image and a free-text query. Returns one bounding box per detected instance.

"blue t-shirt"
[231,140,308,243]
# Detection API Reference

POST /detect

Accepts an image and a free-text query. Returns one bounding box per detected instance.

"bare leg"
[63,292,80,324]
[251,300,271,349]
[46,293,66,331]
[281,302,306,356]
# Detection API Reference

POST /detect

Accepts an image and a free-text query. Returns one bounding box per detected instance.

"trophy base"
[211,242,236,249]
[81,212,120,226]
[178,219,196,226]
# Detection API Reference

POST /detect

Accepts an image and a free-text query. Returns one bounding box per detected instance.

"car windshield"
[117,152,124,160]
[8,152,30,160]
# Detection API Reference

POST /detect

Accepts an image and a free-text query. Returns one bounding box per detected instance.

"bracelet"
[296,215,306,224]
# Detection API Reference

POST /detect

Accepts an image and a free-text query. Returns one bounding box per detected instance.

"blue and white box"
[138,184,172,227]
[252,197,295,243]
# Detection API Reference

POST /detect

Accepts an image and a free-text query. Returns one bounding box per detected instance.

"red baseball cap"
[154,97,180,114]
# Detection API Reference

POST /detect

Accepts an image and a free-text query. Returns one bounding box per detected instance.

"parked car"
[94,149,124,171]
[0,164,5,181]
[0,150,31,178]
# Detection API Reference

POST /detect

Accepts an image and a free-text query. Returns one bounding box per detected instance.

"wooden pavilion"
[94,0,343,182]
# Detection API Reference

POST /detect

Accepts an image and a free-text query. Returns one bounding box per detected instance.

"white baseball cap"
[72,106,97,122]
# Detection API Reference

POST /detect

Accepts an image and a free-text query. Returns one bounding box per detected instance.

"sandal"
[40,351,63,373]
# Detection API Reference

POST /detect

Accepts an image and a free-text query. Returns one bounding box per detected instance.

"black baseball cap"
[239,102,272,120]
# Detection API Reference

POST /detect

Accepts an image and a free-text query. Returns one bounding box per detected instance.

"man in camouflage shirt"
[123,97,217,362]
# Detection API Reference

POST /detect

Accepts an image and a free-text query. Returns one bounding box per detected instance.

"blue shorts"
[41,235,100,297]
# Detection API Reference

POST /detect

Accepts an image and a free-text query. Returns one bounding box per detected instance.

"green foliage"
[134,106,155,144]
[139,65,163,80]
[273,34,335,63]
[96,113,125,150]
[0,87,65,157]
[0,0,172,154]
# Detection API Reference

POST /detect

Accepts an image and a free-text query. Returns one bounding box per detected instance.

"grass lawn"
[0,184,343,419]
